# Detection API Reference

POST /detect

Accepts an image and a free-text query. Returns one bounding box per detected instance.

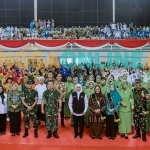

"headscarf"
[38,76,45,81]
[75,84,82,99]
[110,84,121,104]
[89,81,94,89]
[94,85,103,97]
[75,84,82,93]
[121,80,128,90]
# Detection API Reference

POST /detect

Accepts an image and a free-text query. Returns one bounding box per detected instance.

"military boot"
[46,131,52,138]
[133,130,141,138]
[22,129,28,138]
[142,133,147,142]
[53,131,59,138]
[34,128,38,138]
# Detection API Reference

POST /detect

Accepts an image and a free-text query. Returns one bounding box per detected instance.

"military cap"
[135,79,141,83]
[89,68,93,72]
[26,80,33,84]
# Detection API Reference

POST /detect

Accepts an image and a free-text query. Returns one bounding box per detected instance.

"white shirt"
[68,92,88,116]
[0,93,7,114]
[111,23,116,30]
[34,84,47,104]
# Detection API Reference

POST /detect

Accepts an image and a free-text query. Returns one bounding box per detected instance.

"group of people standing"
[0,68,150,142]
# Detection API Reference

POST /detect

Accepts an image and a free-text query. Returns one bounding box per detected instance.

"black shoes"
[79,134,83,139]
[121,134,125,138]
[108,137,115,140]
[74,135,79,139]
[142,133,147,142]
[53,131,59,138]
[46,131,52,138]
[74,134,82,139]
[133,133,141,139]
[34,128,38,138]
[22,129,29,138]
[12,133,15,136]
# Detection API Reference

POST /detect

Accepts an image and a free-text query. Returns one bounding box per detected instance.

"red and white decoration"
[0,40,149,50]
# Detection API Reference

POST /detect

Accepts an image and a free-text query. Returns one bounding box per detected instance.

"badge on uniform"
[81,96,83,98]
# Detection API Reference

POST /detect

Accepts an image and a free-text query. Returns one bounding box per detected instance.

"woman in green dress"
[8,83,22,136]
[145,81,150,132]
[118,80,134,139]
[84,81,94,127]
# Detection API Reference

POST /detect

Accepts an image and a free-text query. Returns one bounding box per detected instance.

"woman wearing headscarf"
[0,85,7,135]
[118,81,134,139]
[84,81,95,127]
[105,84,121,139]
[8,83,22,136]
[89,85,106,139]
[145,81,150,132]
[68,84,88,139]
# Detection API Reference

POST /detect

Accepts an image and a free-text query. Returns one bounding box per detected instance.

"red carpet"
[0,114,150,150]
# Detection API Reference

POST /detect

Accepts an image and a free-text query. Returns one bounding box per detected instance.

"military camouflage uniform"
[42,89,60,131]
[21,89,38,129]
[133,87,148,134]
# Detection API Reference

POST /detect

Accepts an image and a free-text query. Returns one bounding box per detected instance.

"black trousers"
[60,102,64,123]
[0,114,6,133]
[106,115,117,138]
[73,115,84,136]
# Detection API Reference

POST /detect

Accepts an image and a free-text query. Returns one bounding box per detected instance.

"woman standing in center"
[89,85,106,139]
[105,84,121,140]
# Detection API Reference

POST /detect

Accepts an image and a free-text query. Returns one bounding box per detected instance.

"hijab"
[121,80,128,90]
[94,85,103,98]
[110,84,121,104]
[75,84,82,99]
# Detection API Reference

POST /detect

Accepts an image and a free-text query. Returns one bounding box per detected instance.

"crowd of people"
[0,20,150,40]
[0,61,150,142]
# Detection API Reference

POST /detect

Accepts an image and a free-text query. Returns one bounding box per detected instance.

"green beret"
[89,68,93,72]
[26,80,33,84]
[135,79,141,83]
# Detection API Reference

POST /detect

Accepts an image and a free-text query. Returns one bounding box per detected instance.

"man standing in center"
[41,80,61,138]
[54,73,66,126]
[68,84,88,139]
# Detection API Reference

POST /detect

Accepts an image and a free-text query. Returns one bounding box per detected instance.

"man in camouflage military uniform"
[132,79,149,142]
[41,80,61,138]
[54,73,66,126]
[21,80,38,138]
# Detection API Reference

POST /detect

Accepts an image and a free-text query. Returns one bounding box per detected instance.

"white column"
[113,0,115,22]
[34,0,37,20]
